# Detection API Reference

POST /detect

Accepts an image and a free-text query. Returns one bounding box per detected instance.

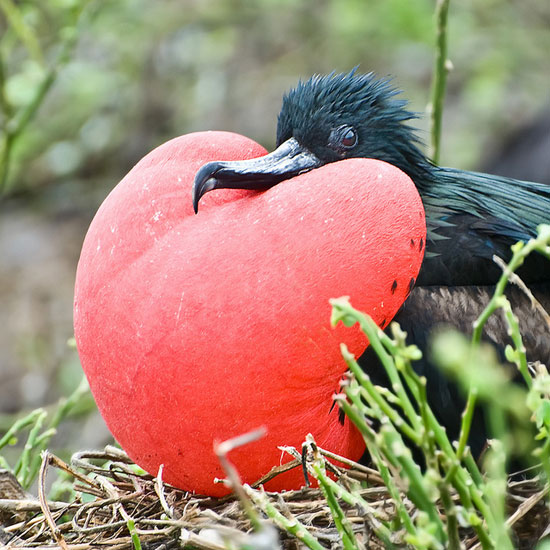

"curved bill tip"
[192,162,221,214]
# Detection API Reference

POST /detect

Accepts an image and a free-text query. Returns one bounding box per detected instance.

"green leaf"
[535,400,550,429]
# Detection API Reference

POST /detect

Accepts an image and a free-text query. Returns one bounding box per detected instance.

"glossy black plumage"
[193,71,550,457]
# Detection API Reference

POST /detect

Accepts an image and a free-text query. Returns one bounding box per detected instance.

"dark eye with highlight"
[329,125,358,154]
[341,126,358,148]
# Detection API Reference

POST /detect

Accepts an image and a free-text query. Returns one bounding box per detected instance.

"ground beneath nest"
[0,445,548,550]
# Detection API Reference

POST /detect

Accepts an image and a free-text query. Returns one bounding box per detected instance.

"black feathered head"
[193,70,431,212]
[276,70,429,177]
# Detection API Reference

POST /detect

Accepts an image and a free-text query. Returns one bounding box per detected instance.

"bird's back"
[418,167,550,286]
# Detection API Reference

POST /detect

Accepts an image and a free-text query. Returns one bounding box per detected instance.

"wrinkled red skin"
[74,131,426,496]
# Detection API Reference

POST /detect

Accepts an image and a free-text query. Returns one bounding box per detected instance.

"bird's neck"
[378,138,434,187]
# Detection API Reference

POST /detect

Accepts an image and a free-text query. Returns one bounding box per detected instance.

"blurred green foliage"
[0,0,91,192]
[1,0,549,203]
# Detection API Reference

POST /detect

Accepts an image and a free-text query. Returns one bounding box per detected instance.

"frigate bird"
[193,70,550,458]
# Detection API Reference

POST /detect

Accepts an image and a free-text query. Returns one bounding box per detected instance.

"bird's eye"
[328,125,358,155]
[340,126,357,149]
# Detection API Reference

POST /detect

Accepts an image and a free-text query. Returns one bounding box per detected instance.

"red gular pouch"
[74,131,426,496]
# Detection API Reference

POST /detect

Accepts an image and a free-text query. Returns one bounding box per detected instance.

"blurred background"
[1,0,549,454]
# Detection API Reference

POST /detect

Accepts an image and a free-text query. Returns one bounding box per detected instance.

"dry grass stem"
[0,445,547,549]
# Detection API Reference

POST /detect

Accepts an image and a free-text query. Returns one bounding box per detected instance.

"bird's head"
[193,70,430,213]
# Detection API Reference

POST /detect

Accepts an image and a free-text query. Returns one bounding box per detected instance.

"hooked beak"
[192,137,321,213]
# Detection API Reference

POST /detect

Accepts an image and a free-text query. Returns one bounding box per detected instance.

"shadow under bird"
[193,71,550,459]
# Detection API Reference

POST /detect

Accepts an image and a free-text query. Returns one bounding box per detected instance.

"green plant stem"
[332,305,422,433]
[311,461,359,550]
[412,363,437,464]
[501,297,531,388]
[380,425,446,543]
[15,409,47,486]
[420,401,492,530]
[473,229,550,346]
[48,376,90,432]
[0,52,12,117]
[539,439,550,483]
[463,450,484,487]
[0,0,43,64]
[341,345,420,445]
[1,49,61,192]
[456,386,477,460]
[483,441,513,550]
[439,483,461,550]
[337,398,417,536]
[308,466,395,546]
[126,517,142,550]
[0,378,91,489]
[0,408,44,450]
[26,428,57,487]
[345,375,450,543]
[27,377,90,487]
[429,0,451,163]
[244,486,326,550]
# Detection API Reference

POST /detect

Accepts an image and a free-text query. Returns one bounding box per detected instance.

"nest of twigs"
[0,445,549,550]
